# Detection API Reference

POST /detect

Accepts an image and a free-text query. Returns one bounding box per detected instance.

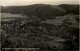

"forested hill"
[59,4,79,11]
[1,4,65,18]
[1,4,79,18]
[69,7,79,15]
[59,4,79,15]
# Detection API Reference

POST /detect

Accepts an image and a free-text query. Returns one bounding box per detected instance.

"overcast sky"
[1,0,79,6]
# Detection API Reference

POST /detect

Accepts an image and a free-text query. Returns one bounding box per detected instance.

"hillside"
[69,7,79,15]
[1,13,79,50]
[59,4,79,15]
[59,4,79,11]
[1,4,66,19]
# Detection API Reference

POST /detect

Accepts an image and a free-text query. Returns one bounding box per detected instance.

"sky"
[1,0,79,6]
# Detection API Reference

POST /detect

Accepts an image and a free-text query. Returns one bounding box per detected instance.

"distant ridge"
[1,4,79,19]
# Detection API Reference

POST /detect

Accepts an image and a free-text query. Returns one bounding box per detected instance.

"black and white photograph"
[1,0,79,51]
